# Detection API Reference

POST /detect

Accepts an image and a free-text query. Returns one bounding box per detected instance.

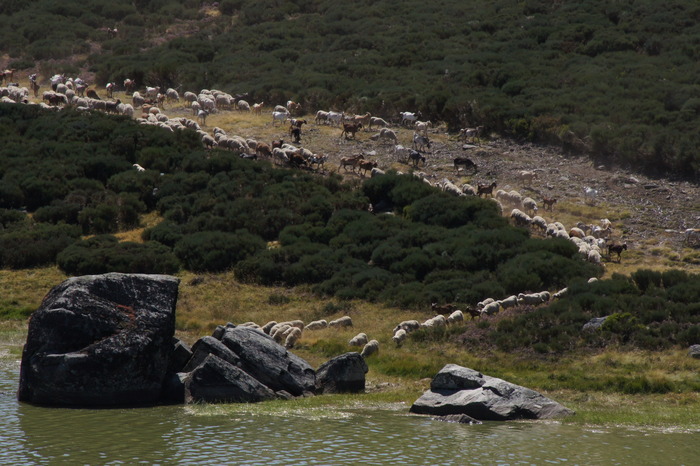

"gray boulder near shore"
[18,273,368,407]
[410,364,574,421]
[18,273,180,407]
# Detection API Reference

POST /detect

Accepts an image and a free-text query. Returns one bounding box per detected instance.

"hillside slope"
[2,0,700,177]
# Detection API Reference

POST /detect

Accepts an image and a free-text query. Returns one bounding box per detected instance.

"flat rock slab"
[410,364,574,421]
[18,273,180,407]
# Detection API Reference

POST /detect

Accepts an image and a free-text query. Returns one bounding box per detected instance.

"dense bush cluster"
[472,270,700,353]
[2,0,699,177]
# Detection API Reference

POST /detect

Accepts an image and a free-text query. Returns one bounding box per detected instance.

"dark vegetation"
[466,270,700,356]
[1,103,698,352]
[2,1,700,178]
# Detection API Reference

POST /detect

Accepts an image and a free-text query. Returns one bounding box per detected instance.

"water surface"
[2,358,696,465]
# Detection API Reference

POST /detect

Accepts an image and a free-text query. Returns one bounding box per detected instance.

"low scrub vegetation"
[2,0,699,178]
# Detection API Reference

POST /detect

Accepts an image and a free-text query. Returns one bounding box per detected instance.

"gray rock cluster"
[410,364,574,421]
[18,273,367,407]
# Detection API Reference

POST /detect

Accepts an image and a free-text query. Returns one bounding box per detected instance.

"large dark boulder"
[184,354,278,403]
[410,364,574,421]
[220,327,316,397]
[316,352,368,394]
[18,273,180,407]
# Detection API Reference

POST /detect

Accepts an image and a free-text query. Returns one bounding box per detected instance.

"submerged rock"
[18,273,180,407]
[410,364,574,421]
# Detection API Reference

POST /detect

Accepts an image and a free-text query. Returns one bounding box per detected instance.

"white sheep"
[446,310,464,324]
[422,314,447,328]
[498,295,519,309]
[370,128,398,144]
[284,327,303,348]
[349,332,369,346]
[369,116,389,129]
[304,319,328,330]
[133,163,146,172]
[272,324,291,343]
[552,287,568,299]
[521,197,538,215]
[510,208,532,227]
[481,301,501,316]
[393,320,421,334]
[262,321,278,334]
[400,111,419,126]
[517,291,551,305]
[392,328,408,346]
[531,215,547,232]
[329,316,353,328]
[237,99,251,111]
[360,339,380,358]
[442,179,466,197]
[165,88,180,103]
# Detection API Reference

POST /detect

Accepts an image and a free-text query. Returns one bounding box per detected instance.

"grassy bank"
[1,266,698,429]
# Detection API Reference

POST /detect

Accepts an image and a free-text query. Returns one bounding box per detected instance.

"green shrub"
[0,223,81,268]
[174,230,265,272]
[56,235,180,275]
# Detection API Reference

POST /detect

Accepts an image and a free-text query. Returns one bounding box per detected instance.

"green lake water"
[2,358,697,465]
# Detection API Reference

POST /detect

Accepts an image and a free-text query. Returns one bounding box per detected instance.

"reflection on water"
[1,359,698,465]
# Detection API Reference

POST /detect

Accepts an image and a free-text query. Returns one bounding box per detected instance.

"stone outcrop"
[316,352,368,394]
[410,364,574,421]
[18,273,180,407]
[18,273,369,407]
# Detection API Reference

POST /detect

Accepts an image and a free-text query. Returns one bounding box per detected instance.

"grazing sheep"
[369,116,389,129]
[510,208,532,227]
[272,111,289,125]
[284,327,303,348]
[461,183,477,196]
[349,332,369,347]
[552,287,568,299]
[569,227,586,239]
[481,301,501,316]
[498,295,519,310]
[262,321,278,334]
[517,291,551,305]
[446,310,464,324]
[531,215,547,232]
[360,339,380,358]
[370,127,398,144]
[392,328,408,346]
[304,319,328,330]
[521,197,538,215]
[422,315,447,328]
[237,99,251,111]
[165,88,180,103]
[329,316,353,328]
[272,324,292,343]
[441,179,465,197]
[393,320,421,334]
[133,163,146,172]
[588,249,602,264]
